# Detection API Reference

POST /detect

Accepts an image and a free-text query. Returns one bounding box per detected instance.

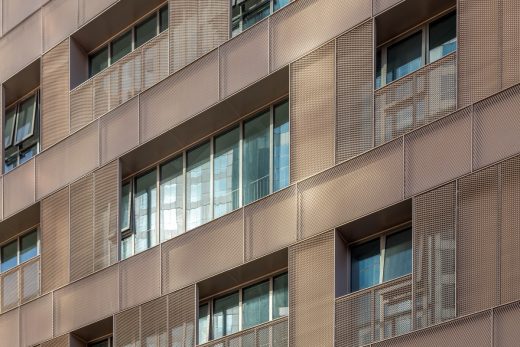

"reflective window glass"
[214,128,240,218]
[135,14,157,48]
[243,0,270,30]
[160,157,184,241]
[186,143,211,230]
[111,30,132,64]
[120,183,131,231]
[89,46,109,77]
[351,238,380,292]
[4,108,16,148]
[20,230,38,263]
[242,280,270,329]
[213,292,239,339]
[273,101,289,192]
[386,31,422,83]
[19,144,38,166]
[429,12,457,63]
[273,273,288,318]
[273,0,289,11]
[15,95,36,144]
[160,6,169,32]
[1,241,17,272]
[383,228,412,281]
[121,236,133,260]
[134,170,157,253]
[198,303,210,344]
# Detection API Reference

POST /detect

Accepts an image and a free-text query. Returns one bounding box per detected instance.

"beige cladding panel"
[168,285,196,346]
[0,177,3,221]
[41,335,70,347]
[21,259,39,303]
[94,70,110,119]
[78,0,118,25]
[0,308,19,347]
[495,302,520,347]
[502,0,520,89]
[70,80,94,133]
[3,158,35,218]
[2,0,42,34]
[141,296,168,346]
[20,294,53,347]
[373,0,403,15]
[114,306,140,347]
[42,0,79,52]
[2,269,19,311]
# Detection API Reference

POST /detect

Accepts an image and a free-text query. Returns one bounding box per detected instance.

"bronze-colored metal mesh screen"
[0,308,19,347]
[1,268,19,311]
[20,294,53,347]
[70,80,94,133]
[494,301,520,347]
[141,296,168,347]
[336,20,374,162]
[41,334,70,347]
[3,158,35,218]
[290,41,335,182]
[373,0,403,15]
[335,290,373,347]
[168,285,196,346]
[20,258,39,303]
[502,0,520,90]
[115,306,140,347]
[94,70,110,119]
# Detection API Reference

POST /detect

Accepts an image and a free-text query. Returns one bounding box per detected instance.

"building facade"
[0,0,518,346]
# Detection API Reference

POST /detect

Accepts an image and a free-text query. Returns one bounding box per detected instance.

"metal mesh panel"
[244,186,297,261]
[41,335,70,347]
[269,0,371,71]
[3,158,35,218]
[20,258,39,303]
[413,182,456,329]
[109,48,142,111]
[289,231,334,346]
[298,139,403,240]
[140,50,219,143]
[94,70,110,119]
[220,20,269,98]
[70,80,94,133]
[1,268,19,311]
[458,0,501,108]
[41,187,70,294]
[502,0,520,90]
[494,301,520,347]
[169,0,228,73]
[290,42,335,182]
[142,296,168,347]
[54,265,118,336]
[93,160,119,270]
[0,308,19,347]
[335,291,374,347]
[473,85,520,170]
[373,0,403,15]
[0,177,3,221]
[168,285,196,347]
[375,53,456,146]
[42,0,79,52]
[20,294,53,347]
[143,30,169,90]
[115,306,140,347]
[41,39,70,150]
[336,20,374,163]
[161,209,243,294]
[404,108,471,197]
[457,166,499,316]
[120,246,161,310]
[70,174,95,282]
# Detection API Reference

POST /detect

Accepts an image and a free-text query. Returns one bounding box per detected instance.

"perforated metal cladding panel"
[336,20,374,163]
[70,174,95,282]
[269,0,371,71]
[93,161,119,269]
[3,158,35,217]
[143,30,169,90]
[457,166,499,316]
[36,121,99,199]
[473,85,520,170]
[2,0,41,34]
[41,335,70,347]
[0,308,19,347]
[21,259,40,303]
[335,291,373,347]
[115,306,140,347]
[220,20,269,98]
[373,0,403,15]
[404,108,472,197]
[0,177,3,221]
[41,187,69,294]
[70,81,93,133]
[290,42,335,182]
[502,0,520,90]
[495,301,520,347]
[141,296,168,347]
[244,186,297,261]
[2,268,19,311]
[375,53,457,146]
[120,247,161,310]
[42,0,79,52]
[54,265,118,336]
[41,39,70,150]
[289,231,334,347]
[458,0,501,108]
[109,48,142,112]
[162,210,243,293]
[298,139,403,239]
[140,50,219,143]
[169,0,228,73]
[413,182,456,330]
[168,285,196,347]
[20,294,53,347]
[94,70,110,119]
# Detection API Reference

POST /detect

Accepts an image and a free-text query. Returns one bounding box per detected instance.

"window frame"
[87,336,113,347]
[0,227,40,274]
[231,0,287,37]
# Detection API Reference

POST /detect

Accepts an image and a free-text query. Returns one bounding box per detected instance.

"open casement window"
[231,0,290,37]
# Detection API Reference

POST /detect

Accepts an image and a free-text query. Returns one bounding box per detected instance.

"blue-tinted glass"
[213,292,239,338]
[1,241,17,272]
[20,231,38,263]
[186,143,211,230]
[375,50,382,88]
[273,101,289,192]
[111,30,132,64]
[135,14,157,48]
[274,0,290,11]
[160,157,184,241]
[19,144,38,166]
[351,238,380,292]
[243,0,270,30]
[383,228,412,281]
[121,236,133,260]
[273,273,288,318]
[134,170,157,253]
[89,46,108,77]
[214,128,240,218]
[4,154,17,173]
[242,280,270,329]
[429,12,457,63]
[198,303,210,344]
[386,31,422,83]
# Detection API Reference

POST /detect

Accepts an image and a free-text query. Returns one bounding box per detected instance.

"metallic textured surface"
[0,308,19,347]
[114,306,140,347]
[336,20,374,163]
[2,0,41,34]
[502,0,520,90]
[494,301,520,347]
[20,294,52,347]
[70,80,93,133]
[141,296,168,346]
[41,335,70,347]
[20,259,39,303]
[42,0,78,52]
[373,0,403,15]
[168,285,196,347]
[2,269,19,311]
[335,289,373,347]
[93,70,110,119]
[290,42,335,182]
[289,231,334,347]
[78,0,118,26]
[3,158,35,218]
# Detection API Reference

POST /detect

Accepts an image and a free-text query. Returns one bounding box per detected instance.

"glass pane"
[214,127,240,218]
[160,5,169,32]
[386,31,422,83]
[89,339,110,347]
[186,143,211,230]
[375,49,382,88]
[20,230,37,263]
[4,154,17,173]
[134,170,157,253]
[213,292,239,339]
[19,144,38,165]
[160,156,184,241]
[243,111,270,205]
[120,183,131,231]
[273,101,289,192]
[15,95,36,144]
[383,228,412,281]
[429,12,457,63]
[135,14,157,48]
[198,303,210,344]
[4,108,16,148]
[121,236,133,260]
[273,273,288,318]
[351,238,380,292]
[89,46,109,77]
[243,280,269,329]
[111,30,132,64]
[1,241,17,272]
[243,0,270,30]
[273,0,290,11]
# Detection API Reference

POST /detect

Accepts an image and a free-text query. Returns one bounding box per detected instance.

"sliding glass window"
[187,143,211,230]
[214,128,240,218]
[160,156,184,241]
[134,170,157,254]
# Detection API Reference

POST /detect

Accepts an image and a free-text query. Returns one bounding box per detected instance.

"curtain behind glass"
[160,156,184,241]
[213,292,239,339]
[273,273,288,318]
[134,170,157,253]
[243,111,270,205]
[273,102,289,192]
[214,128,240,218]
[386,31,422,83]
[383,228,412,281]
[198,303,210,344]
[242,280,270,329]
[350,238,380,292]
[187,143,211,230]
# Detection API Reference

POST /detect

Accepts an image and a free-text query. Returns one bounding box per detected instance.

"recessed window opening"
[231,0,290,37]
[0,228,39,273]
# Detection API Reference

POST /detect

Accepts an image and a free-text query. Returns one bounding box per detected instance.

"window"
[376,11,456,88]
[0,229,39,273]
[232,0,290,37]
[88,4,168,78]
[273,101,289,192]
[134,170,157,254]
[88,337,113,347]
[199,272,288,344]
[160,156,184,241]
[3,91,40,173]
[350,227,412,292]
[214,127,240,218]
[186,142,211,230]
